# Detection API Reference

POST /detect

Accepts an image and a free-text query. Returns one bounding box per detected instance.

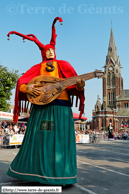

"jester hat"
[7,17,63,61]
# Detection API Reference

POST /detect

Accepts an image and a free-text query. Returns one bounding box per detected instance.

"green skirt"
[7,101,77,185]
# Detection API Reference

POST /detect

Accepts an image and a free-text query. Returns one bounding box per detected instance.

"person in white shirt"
[14,125,19,134]
[4,125,9,135]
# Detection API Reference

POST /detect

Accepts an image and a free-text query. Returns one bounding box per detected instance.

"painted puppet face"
[46,48,55,59]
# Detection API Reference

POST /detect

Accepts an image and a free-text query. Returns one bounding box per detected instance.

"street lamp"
[99,97,105,141]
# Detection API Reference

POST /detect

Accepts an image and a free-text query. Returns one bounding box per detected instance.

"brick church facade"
[92,27,129,132]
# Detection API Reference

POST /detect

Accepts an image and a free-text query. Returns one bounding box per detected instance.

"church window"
[124,103,128,108]
[108,93,111,105]
[108,72,110,86]
[110,73,112,86]
[112,92,115,105]
[108,92,115,106]
[112,73,115,86]
[107,71,115,86]
[109,119,112,123]
[102,119,105,128]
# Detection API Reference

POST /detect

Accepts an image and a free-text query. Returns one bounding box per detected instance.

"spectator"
[4,125,9,135]
[23,125,27,134]
[89,130,92,143]
[6,126,14,148]
[18,127,24,134]
[14,125,19,134]
[7,126,14,137]
[114,132,117,140]
[12,125,15,133]
[0,127,2,136]
[12,125,19,134]
[0,127,5,136]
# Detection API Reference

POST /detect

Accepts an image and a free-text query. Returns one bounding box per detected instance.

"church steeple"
[107,27,118,63]
[103,25,123,109]
[95,95,102,111]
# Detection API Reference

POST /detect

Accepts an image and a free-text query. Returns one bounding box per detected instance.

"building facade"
[92,27,129,132]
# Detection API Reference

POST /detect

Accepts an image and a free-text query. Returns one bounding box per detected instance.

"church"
[92,27,129,132]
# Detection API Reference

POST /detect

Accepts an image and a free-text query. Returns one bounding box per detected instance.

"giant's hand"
[76,79,85,90]
[26,84,41,98]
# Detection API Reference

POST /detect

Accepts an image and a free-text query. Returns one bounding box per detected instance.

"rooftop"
[118,108,129,116]
[117,90,129,100]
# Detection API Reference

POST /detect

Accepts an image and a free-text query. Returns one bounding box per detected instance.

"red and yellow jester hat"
[7,17,63,61]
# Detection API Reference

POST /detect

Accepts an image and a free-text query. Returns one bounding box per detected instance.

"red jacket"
[14,60,85,123]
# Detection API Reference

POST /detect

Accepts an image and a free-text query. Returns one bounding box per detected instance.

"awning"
[73,112,87,120]
[18,116,29,123]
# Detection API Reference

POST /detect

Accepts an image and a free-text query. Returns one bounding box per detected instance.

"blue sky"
[0,0,129,120]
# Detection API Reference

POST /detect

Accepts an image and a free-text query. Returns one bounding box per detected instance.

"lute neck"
[68,72,95,81]
[61,72,96,88]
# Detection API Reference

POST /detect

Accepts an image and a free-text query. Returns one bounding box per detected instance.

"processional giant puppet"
[108,123,113,138]
[7,17,103,185]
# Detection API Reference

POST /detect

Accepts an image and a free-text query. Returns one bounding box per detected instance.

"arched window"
[108,93,111,105]
[124,103,128,108]
[101,119,104,128]
[109,119,112,123]
[112,73,115,86]
[112,92,115,105]
[107,70,115,87]
[108,73,110,86]
[108,92,115,106]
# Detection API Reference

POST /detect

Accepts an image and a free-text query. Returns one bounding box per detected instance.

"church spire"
[107,26,118,63]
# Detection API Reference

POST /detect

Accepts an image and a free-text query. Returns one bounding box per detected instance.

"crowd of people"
[0,121,27,137]
[75,128,129,142]
[113,131,129,140]
[1,120,129,146]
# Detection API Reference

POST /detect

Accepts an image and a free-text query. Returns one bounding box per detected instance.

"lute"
[26,69,104,105]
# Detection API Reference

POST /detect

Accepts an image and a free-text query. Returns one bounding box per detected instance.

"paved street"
[0,140,129,194]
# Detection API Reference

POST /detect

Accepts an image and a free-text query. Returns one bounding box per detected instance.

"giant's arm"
[20,84,27,93]
[20,83,41,98]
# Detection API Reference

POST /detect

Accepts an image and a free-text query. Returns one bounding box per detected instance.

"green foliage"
[0,65,19,112]
[101,127,108,131]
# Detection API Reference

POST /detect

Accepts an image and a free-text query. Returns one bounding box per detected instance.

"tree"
[0,65,19,112]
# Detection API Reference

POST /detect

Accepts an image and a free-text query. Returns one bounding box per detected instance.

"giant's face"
[46,48,55,59]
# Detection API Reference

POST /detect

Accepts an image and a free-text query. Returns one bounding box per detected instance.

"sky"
[0,0,129,120]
